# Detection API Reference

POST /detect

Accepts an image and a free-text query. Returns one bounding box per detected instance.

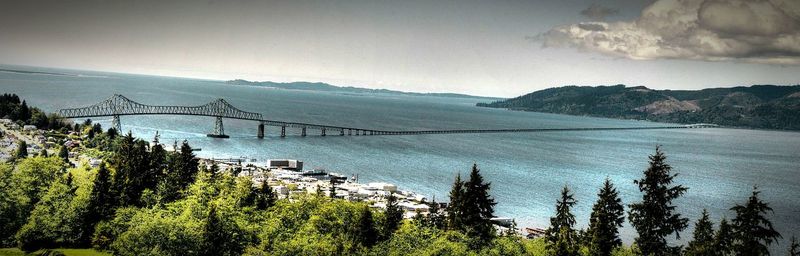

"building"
[23,125,37,131]
[267,159,303,171]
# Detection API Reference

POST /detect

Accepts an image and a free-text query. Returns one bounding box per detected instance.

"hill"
[477,84,800,130]
[226,79,501,100]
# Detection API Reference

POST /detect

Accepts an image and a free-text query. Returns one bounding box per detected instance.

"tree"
[425,200,446,230]
[546,186,579,256]
[109,133,152,207]
[446,173,465,230]
[83,163,114,244]
[587,179,625,256]
[383,193,403,240]
[256,181,276,210]
[628,146,688,255]
[789,236,800,256]
[355,206,378,247]
[106,128,118,140]
[685,209,715,256]
[15,141,28,159]
[714,218,734,255]
[58,146,69,163]
[731,187,781,256]
[203,206,226,256]
[161,140,199,202]
[461,163,496,247]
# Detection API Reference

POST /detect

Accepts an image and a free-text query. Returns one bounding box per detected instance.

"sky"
[0,0,798,97]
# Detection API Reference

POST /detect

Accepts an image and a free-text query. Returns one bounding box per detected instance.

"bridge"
[58,94,718,138]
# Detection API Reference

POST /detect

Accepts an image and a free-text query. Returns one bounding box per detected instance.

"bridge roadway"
[57,94,717,138]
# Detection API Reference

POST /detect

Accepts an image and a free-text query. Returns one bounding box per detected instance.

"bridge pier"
[321,128,326,136]
[348,129,352,136]
[257,122,265,139]
[281,125,286,137]
[111,114,121,133]
[301,127,307,136]
[207,116,229,138]
[340,129,344,136]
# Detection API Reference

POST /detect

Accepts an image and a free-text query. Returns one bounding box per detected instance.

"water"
[2,66,799,248]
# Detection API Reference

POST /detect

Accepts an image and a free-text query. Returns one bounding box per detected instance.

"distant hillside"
[226,79,501,100]
[477,84,800,130]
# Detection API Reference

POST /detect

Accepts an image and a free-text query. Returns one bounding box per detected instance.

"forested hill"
[226,79,501,100]
[477,84,800,130]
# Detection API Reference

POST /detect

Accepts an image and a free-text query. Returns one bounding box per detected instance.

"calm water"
[2,66,799,248]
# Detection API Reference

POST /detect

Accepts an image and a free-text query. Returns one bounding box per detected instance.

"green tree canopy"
[587,179,625,256]
[628,146,688,255]
[731,187,781,256]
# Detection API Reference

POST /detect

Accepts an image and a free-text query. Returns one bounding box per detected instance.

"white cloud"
[537,0,800,65]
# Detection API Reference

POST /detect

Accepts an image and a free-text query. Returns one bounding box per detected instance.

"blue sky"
[1,0,798,97]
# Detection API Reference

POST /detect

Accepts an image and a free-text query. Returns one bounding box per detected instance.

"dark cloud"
[580,4,619,21]
[538,0,800,65]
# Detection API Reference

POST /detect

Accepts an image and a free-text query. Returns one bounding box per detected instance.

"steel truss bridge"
[58,94,718,138]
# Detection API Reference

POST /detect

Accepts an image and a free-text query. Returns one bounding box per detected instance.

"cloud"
[580,4,619,21]
[537,0,800,65]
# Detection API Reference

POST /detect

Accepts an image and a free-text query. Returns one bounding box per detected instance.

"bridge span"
[58,94,717,138]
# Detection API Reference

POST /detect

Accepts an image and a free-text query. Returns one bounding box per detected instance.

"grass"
[0,248,110,256]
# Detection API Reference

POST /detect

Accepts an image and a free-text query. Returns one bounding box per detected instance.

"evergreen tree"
[329,178,337,198]
[146,141,166,191]
[789,236,799,256]
[587,179,625,256]
[209,162,219,180]
[731,187,781,256]
[446,173,465,230]
[426,200,446,230]
[355,206,378,247]
[39,150,48,157]
[82,163,113,245]
[87,126,96,139]
[461,163,496,246]
[58,146,69,162]
[203,206,225,256]
[15,141,27,159]
[686,209,715,256]
[546,186,579,256]
[109,133,152,207]
[383,193,403,239]
[628,146,689,255]
[106,128,117,140]
[256,181,277,210]
[714,218,734,256]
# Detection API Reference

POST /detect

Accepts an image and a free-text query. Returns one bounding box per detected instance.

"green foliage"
[446,164,496,249]
[586,179,625,256]
[628,146,688,255]
[545,186,579,256]
[255,181,276,210]
[0,157,65,246]
[685,209,715,256]
[15,167,92,252]
[731,187,781,256]
[446,173,465,230]
[355,206,378,247]
[0,94,68,130]
[382,193,403,240]
[14,141,27,160]
[713,218,734,255]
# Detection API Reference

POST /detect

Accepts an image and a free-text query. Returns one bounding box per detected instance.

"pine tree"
[461,163,496,246]
[731,187,781,256]
[203,206,225,256]
[587,179,625,256]
[106,128,117,140]
[426,200,446,230]
[383,193,403,239]
[446,173,465,230]
[329,178,337,198]
[546,186,579,256]
[58,146,69,162]
[256,181,277,210]
[789,236,800,256]
[82,163,113,245]
[628,146,688,255]
[15,141,27,159]
[713,218,734,255]
[355,206,378,247]
[686,209,715,256]
[110,133,152,207]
